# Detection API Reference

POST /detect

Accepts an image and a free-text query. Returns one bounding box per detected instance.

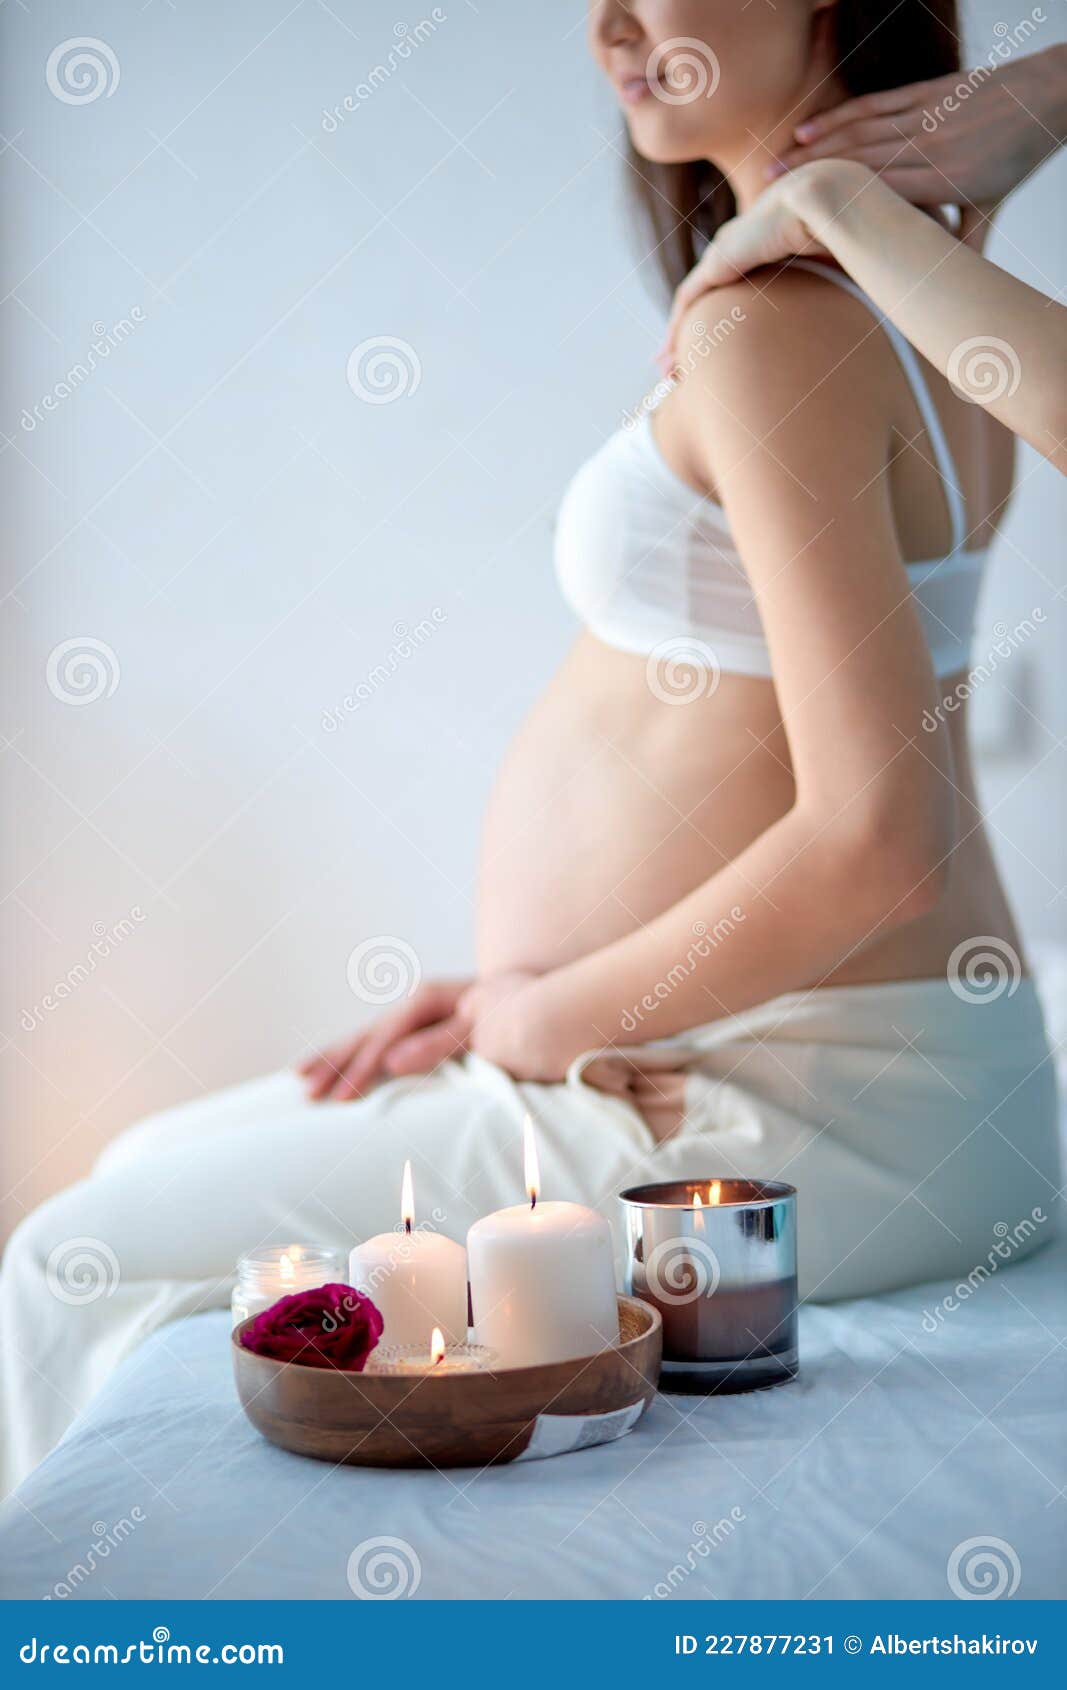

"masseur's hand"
[657,162,838,372]
[769,44,1067,224]
[299,977,473,1101]
[659,45,1067,373]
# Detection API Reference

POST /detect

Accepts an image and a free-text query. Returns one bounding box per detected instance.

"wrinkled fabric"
[1,1229,1063,1599]
[2,978,1058,1495]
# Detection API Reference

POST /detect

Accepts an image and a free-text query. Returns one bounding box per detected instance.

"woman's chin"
[624,112,715,167]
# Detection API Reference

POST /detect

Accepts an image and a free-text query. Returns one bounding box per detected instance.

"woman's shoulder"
[661,263,918,515]
[670,263,899,440]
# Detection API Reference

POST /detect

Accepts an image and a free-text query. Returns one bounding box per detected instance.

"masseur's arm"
[470,280,956,1078]
[661,160,1067,474]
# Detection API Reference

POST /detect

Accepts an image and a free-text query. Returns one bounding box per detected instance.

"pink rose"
[240,1282,383,1371]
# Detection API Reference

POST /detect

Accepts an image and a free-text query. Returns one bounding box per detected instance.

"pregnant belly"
[475,635,794,974]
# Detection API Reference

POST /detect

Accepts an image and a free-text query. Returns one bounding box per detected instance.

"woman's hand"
[299,977,473,1101]
[769,45,1067,222]
[462,970,572,1083]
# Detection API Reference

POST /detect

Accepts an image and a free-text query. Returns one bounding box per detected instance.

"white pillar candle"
[348,1161,468,1347]
[467,1119,619,1368]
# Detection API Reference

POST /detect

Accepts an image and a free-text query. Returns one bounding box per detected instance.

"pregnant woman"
[3,0,1060,1491]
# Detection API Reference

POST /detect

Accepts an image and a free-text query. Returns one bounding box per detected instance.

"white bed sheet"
[2,1233,1064,1601]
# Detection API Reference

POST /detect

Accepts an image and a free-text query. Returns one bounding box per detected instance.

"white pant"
[2,980,1059,1494]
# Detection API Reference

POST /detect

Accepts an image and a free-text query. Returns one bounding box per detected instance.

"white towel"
[1,977,1058,1494]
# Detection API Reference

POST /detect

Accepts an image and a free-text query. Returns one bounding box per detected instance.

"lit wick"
[430,1326,446,1367]
[523,1116,540,1211]
[401,1158,414,1237]
[708,1180,722,1205]
[693,1190,705,1233]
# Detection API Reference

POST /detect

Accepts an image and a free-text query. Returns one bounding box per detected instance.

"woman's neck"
[721,151,785,217]
[715,77,846,214]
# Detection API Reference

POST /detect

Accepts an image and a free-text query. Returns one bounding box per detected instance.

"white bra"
[555,260,986,679]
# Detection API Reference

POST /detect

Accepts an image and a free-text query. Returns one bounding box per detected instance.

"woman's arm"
[660,162,1067,475]
[472,279,957,1077]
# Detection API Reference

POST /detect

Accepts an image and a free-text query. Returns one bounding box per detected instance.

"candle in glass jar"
[620,1178,798,1393]
[348,1161,467,1347]
[231,1244,343,1328]
[467,1119,619,1368]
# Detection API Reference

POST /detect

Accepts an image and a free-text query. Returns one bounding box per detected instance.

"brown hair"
[628,0,960,295]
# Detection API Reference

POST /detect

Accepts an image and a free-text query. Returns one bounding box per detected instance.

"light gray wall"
[3,0,1064,1234]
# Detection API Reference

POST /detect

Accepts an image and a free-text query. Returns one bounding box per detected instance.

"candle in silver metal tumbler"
[619,1179,798,1393]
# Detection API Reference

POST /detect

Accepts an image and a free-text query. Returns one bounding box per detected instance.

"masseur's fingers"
[773,54,1065,213]
[771,114,924,173]
[660,236,755,367]
[383,1014,471,1077]
[658,278,704,374]
[658,262,737,377]
[773,135,923,176]
[658,182,828,371]
[786,81,938,146]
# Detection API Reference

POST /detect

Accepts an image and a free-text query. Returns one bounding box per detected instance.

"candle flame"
[708,1180,722,1206]
[523,1115,540,1207]
[692,1190,705,1232]
[430,1327,446,1366]
[401,1159,415,1233]
[279,1248,299,1283]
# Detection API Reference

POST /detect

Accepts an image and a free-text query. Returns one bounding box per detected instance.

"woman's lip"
[617,76,653,106]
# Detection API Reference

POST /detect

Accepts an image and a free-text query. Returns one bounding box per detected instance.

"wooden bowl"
[232,1296,662,1468]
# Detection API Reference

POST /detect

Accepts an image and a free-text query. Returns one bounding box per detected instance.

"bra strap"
[790,258,967,554]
